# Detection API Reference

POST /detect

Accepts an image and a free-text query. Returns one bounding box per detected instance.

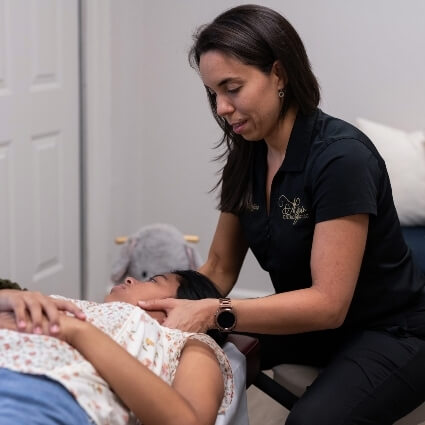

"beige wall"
[108,0,425,297]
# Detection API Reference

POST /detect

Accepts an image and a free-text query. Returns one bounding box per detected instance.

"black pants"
[257,320,425,425]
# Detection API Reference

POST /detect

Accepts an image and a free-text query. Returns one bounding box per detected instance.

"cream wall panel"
[0,141,13,276]
[32,132,62,282]
[0,0,9,92]
[30,0,61,89]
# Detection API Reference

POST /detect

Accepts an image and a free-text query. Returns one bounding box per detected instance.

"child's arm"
[63,316,224,425]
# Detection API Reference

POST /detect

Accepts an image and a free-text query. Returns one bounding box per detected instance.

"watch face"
[217,309,236,329]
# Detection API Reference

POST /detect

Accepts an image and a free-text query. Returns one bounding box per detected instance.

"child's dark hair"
[174,269,223,299]
[173,269,227,345]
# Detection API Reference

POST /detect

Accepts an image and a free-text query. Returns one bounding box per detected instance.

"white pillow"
[356,117,425,226]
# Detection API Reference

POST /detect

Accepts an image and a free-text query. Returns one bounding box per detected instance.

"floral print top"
[0,297,233,425]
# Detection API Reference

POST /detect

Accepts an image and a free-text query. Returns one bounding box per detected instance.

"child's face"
[104,273,180,306]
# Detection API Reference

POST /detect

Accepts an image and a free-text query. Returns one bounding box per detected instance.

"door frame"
[80,0,113,301]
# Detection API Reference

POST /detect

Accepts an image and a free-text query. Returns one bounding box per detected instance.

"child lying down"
[0,270,233,425]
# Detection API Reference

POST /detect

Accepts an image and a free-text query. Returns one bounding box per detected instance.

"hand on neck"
[144,309,167,325]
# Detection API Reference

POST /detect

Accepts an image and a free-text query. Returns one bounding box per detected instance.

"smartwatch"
[214,298,237,332]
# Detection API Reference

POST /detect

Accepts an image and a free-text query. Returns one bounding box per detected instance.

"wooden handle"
[183,234,199,243]
[115,236,128,245]
[115,234,199,245]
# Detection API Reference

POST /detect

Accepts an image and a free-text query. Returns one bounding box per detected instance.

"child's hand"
[55,314,89,345]
[0,311,19,331]
[0,289,85,335]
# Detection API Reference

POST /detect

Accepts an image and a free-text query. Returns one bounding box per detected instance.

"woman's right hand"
[0,289,86,335]
[138,297,218,332]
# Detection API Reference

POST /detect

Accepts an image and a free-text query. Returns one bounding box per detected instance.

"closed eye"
[227,87,241,94]
[149,274,166,283]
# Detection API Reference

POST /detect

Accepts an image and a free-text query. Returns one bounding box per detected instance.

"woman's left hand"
[138,297,218,332]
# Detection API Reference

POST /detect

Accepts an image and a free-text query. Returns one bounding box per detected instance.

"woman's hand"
[0,289,85,335]
[138,298,218,332]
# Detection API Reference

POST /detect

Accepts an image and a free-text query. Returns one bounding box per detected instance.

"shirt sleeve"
[310,139,381,223]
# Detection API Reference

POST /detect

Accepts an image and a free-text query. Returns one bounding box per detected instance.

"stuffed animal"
[111,223,203,284]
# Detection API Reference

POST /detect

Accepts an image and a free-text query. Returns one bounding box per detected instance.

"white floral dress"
[0,297,233,425]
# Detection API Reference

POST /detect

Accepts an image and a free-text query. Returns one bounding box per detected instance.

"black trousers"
[256,314,425,425]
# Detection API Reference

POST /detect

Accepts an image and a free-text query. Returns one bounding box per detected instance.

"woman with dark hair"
[141,4,425,424]
[0,271,232,425]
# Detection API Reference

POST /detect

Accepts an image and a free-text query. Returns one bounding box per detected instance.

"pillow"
[356,117,425,226]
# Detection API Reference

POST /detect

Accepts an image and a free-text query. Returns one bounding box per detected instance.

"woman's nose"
[216,95,234,117]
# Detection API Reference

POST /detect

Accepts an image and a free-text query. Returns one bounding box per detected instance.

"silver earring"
[278,88,285,98]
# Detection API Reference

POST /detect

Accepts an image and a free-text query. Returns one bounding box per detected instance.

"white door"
[0,0,80,297]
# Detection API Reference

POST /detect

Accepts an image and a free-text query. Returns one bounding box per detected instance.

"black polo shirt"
[238,109,425,329]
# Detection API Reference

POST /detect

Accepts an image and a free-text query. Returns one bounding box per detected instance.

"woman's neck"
[265,105,298,160]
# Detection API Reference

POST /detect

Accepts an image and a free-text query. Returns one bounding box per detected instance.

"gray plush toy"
[111,223,203,284]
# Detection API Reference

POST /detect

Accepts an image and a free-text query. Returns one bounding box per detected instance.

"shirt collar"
[281,108,319,172]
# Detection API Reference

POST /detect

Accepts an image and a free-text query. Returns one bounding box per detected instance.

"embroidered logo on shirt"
[278,195,309,225]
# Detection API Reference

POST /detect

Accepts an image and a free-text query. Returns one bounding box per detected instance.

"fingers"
[53,299,86,320]
[161,316,179,329]
[23,292,50,334]
[32,296,86,335]
[138,298,175,311]
[11,298,29,331]
[153,298,215,332]
[1,290,85,336]
[13,309,49,335]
